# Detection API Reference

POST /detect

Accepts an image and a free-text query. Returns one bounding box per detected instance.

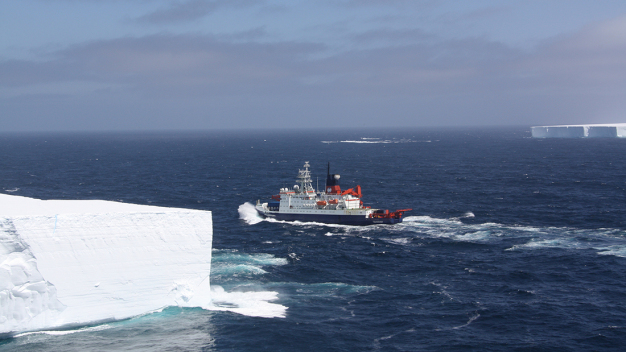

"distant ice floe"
[321,137,426,144]
[531,123,626,138]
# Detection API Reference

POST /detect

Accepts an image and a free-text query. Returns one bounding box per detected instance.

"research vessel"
[255,162,411,225]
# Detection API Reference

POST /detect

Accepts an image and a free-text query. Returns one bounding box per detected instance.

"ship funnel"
[325,162,342,194]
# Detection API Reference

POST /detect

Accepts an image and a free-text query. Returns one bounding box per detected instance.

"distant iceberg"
[0,194,213,335]
[531,124,626,138]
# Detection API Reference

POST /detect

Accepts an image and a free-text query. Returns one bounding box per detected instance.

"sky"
[2,0,626,132]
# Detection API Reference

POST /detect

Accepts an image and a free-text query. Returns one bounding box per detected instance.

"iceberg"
[531,123,626,138]
[0,194,213,335]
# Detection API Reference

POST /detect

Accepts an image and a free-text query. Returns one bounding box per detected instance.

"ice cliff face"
[0,194,213,335]
[531,124,626,138]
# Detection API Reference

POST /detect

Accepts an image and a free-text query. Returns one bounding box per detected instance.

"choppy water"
[1,127,626,351]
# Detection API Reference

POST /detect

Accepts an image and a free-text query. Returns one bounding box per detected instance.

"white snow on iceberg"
[531,123,626,138]
[0,194,214,335]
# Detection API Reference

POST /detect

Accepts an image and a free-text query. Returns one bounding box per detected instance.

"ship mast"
[297,161,315,193]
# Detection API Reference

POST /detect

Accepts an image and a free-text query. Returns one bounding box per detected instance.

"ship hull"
[257,210,403,225]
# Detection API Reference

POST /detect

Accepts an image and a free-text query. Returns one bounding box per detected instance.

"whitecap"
[237,202,263,225]
[382,237,412,245]
[213,252,287,266]
[13,323,113,338]
[206,285,287,318]
[506,238,582,251]
[453,231,491,241]
[596,245,626,258]
[211,264,268,276]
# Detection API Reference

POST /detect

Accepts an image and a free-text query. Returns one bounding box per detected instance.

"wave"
[208,250,289,318]
[209,250,380,319]
[400,216,626,258]
[597,246,626,258]
[277,282,378,296]
[239,201,626,259]
[13,323,114,338]
[238,202,264,225]
[207,286,286,318]
[211,264,268,276]
[212,250,289,266]
[211,251,288,278]
[238,202,376,231]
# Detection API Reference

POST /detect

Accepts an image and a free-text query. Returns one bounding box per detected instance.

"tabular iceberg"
[0,194,213,335]
[531,124,626,138]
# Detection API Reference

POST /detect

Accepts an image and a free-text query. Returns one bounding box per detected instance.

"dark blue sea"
[1,127,625,351]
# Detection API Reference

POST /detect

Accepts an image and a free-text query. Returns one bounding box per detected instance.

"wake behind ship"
[255,162,411,225]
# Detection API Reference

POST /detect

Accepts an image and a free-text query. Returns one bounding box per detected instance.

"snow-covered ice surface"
[0,194,214,335]
[531,123,626,138]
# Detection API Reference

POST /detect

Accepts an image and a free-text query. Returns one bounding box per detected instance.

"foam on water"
[211,251,286,279]
[382,237,412,245]
[211,264,268,276]
[212,250,289,266]
[240,203,626,260]
[596,246,626,258]
[208,250,377,319]
[292,212,626,260]
[452,230,492,241]
[13,324,113,338]
[208,250,289,318]
[506,236,626,258]
[207,286,287,318]
[507,238,582,251]
[403,215,464,226]
[284,282,378,296]
[238,202,376,232]
[238,202,263,225]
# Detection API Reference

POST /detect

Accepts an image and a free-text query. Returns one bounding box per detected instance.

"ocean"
[1,126,625,351]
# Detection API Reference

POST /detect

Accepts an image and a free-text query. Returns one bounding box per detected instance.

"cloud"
[511,15,626,93]
[341,0,435,9]
[135,0,262,24]
[2,15,626,130]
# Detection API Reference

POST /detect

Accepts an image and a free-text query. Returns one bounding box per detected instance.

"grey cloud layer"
[2,17,626,130]
[135,0,263,24]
